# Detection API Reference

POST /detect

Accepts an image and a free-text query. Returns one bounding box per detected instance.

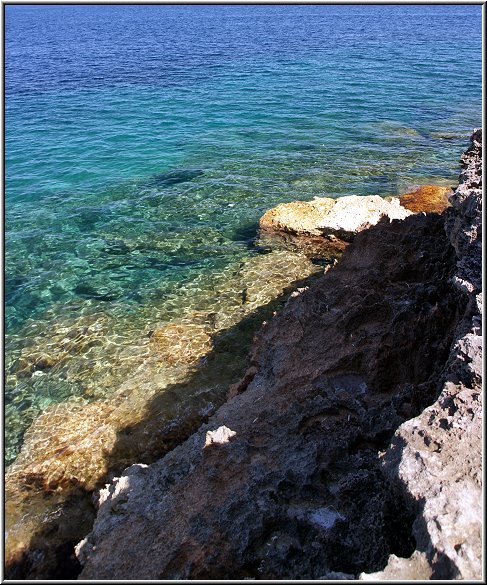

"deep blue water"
[4,4,482,463]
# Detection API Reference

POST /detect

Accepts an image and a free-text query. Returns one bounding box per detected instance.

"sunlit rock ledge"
[74,131,481,580]
[259,185,453,259]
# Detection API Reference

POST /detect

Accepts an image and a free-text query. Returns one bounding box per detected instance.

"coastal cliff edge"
[75,131,482,580]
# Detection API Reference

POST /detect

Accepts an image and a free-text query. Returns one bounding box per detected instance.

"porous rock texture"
[258,187,452,260]
[76,132,482,580]
[260,194,412,238]
[360,128,482,580]
[4,249,322,579]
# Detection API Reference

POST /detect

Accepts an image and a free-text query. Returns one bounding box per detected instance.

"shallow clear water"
[5,4,482,464]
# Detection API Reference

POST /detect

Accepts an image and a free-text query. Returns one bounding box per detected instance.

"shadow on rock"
[75,212,467,580]
[4,265,324,580]
[360,128,482,581]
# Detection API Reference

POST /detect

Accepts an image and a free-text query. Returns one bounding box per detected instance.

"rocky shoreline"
[74,131,482,579]
[4,131,481,580]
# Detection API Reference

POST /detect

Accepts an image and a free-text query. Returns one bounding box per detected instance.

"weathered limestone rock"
[4,249,322,580]
[260,193,411,239]
[75,132,481,580]
[204,425,237,447]
[360,551,433,580]
[77,210,462,579]
[259,186,453,260]
[445,127,482,296]
[363,128,482,581]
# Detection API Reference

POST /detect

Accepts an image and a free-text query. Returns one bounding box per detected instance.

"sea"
[5,4,482,466]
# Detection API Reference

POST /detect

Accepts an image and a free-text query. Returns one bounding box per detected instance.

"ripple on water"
[4,3,482,574]
[5,247,324,567]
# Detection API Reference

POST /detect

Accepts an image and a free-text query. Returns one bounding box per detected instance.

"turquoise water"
[5,5,482,464]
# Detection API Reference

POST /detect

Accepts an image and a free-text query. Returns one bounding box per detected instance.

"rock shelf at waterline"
[5,131,480,580]
[74,130,482,580]
[258,185,453,258]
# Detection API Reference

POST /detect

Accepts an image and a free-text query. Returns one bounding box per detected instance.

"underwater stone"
[74,282,123,302]
[149,169,204,187]
[150,318,214,366]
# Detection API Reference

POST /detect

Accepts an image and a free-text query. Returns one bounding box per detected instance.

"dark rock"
[363,128,482,580]
[76,134,482,579]
[74,282,122,302]
[149,169,204,188]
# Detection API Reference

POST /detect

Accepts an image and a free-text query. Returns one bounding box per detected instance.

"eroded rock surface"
[258,186,453,259]
[361,128,482,580]
[76,132,481,580]
[259,194,412,258]
[4,249,322,579]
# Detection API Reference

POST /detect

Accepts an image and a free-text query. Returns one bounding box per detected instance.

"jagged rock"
[359,551,433,580]
[363,128,482,581]
[445,127,482,295]
[4,249,322,580]
[75,204,460,579]
[75,132,481,580]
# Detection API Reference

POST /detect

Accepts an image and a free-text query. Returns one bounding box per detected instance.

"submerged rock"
[75,131,481,580]
[149,168,204,188]
[7,312,110,381]
[4,249,322,579]
[149,317,214,366]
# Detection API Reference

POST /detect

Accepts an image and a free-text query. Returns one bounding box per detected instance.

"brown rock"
[76,204,462,580]
[260,198,336,236]
[259,194,412,259]
[260,194,411,239]
[396,185,453,214]
[150,318,213,366]
[4,248,323,580]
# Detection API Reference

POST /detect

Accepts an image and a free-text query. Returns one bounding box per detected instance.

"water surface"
[5,4,482,464]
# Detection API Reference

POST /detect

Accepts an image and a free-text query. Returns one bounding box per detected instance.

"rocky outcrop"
[259,194,412,258]
[4,248,323,579]
[259,186,452,260]
[260,194,412,238]
[360,128,482,580]
[75,132,481,580]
